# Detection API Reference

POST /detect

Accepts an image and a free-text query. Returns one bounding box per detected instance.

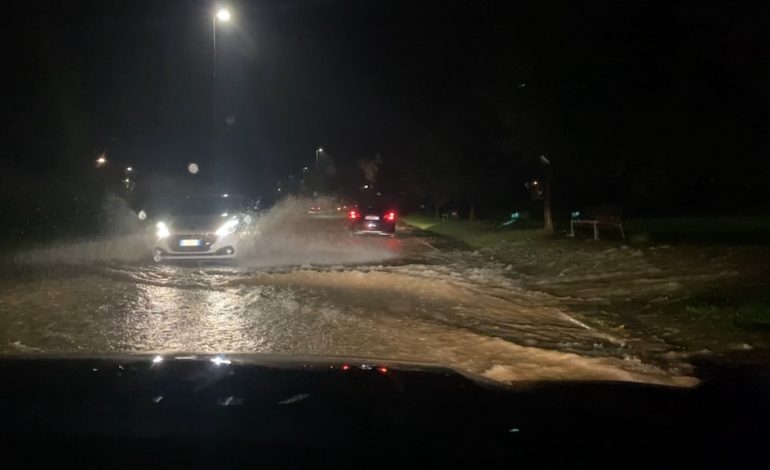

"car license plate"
[179,239,202,247]
[365,215,380,220]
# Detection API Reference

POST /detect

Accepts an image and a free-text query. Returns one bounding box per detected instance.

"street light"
[216,8,231,22]
[95,154,107,167]
[126,166,133,173]
[211,7,232,163]
[315,147,324,167]
[212,7,232,79]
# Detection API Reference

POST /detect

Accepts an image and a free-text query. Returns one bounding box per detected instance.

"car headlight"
[215,218,239,236]
[156,221,170,239]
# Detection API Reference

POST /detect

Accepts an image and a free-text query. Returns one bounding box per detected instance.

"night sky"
[2,0,768,213]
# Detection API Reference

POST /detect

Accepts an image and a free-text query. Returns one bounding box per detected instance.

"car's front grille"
[169,233,217,252]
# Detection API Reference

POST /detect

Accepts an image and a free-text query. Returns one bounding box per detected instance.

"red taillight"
[341,364,351,371]
[384,211,396,222]
[377,366,388,374]
[348,210,359,220]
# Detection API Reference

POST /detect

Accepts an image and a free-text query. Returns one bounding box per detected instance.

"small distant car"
[150,194,258,262]
[348,203,397,236]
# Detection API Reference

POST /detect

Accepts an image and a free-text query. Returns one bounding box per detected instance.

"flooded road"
[0,213,695,386]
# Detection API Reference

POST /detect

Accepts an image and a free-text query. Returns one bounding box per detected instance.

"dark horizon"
[2,0,769,215]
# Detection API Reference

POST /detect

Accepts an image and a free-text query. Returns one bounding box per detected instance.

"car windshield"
[1,0,767,389]
[172,195,246,215]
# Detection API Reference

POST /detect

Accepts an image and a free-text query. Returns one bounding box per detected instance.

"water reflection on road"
[0,225,695,386]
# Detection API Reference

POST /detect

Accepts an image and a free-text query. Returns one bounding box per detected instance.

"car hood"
[1,352,768,467]
[166,214,234,231]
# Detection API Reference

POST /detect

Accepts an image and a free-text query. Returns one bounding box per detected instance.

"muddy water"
[0,223,695,386]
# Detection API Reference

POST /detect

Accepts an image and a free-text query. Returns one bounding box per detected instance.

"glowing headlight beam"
[156,221,170,239]
[215,218,239,236]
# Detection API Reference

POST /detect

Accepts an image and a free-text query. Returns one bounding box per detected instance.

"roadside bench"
[568,211,625,240]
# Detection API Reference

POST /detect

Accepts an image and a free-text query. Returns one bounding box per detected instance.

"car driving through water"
[149,194,258,262]
[348,201,397,236]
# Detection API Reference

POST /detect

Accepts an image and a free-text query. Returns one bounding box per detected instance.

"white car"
[150,194,258,262]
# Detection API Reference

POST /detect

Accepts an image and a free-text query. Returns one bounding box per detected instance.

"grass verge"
[402,215,547,248]
[404,214,770,352]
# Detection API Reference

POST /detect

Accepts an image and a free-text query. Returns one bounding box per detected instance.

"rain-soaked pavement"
[0,209,697,386]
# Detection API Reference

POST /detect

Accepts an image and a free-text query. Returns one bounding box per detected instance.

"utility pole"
[540,155,553,233]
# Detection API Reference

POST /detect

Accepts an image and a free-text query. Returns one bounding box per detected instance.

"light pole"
[211,7,231,178]
[315,147,324,167]
[212,8,231,80]
[212,8,231,122]
[540,154,553,233]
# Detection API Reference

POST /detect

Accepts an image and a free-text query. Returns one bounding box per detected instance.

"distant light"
[138,210,147,221]
[221,212,229,217]
[341,364,351,371]
[211,355,232,366]
[95,155,107,167]
[510,212,520,220]
[222,193,229,198]
[376,366,388,374]
[188,163,199,174]
[571,211,581,219]
[532,180,539,186]
[152,355,164,364]
[216,8,231,22]
[126,166,133,172]
[124,178,131,183]
[518,83,527,88]
[317,147,323,152]
[363,184,369,189]
[277,188,282,192]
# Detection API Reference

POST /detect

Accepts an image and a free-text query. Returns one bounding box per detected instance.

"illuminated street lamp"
[211,6,232,150]
[126,166,133,173]
[315,147,324,167]
[212,7,232,79]
[216,8,231,22]
[95,154,107,167]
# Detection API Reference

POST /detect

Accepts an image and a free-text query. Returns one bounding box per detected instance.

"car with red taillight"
[348,202,397,236]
